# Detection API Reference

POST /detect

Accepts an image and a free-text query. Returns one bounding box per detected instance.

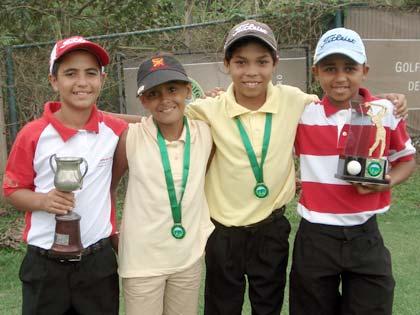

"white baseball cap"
[313,28,367,65]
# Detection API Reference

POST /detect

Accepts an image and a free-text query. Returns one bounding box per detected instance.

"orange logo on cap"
[151,57,165,69]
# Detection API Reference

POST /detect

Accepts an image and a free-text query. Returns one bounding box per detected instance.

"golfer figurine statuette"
[49,154,88,258]
[336,100,389,185]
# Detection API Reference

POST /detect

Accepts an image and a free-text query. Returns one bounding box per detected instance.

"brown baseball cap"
[224,19,277,52]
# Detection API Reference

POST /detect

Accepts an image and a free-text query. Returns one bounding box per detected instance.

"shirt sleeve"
[102,113,128,136]
[186,97,218,123]
[3,124,40,196]
[388,119,416,165]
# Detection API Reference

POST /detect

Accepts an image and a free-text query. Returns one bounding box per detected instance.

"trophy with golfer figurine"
[49,154,88,258]
[335,98,389,185]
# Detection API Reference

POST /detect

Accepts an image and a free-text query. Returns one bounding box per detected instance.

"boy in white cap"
[3,36,127,314]
[290,27,416,315]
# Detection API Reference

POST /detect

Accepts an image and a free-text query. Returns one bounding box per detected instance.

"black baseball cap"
[224,19,277,52]
[136,55,190,96]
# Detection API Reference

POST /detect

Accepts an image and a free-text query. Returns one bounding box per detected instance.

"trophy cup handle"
[81,158,88,179]
[49,154,57,174]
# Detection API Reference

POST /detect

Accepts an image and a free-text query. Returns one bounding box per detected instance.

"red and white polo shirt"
[295,88,416,226]
[3,102,127,249]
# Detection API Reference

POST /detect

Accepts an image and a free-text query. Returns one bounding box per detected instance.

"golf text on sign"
[395,62,420,92]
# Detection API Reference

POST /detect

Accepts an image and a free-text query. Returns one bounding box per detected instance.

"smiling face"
[140,81,191,129]
[313,54,369,109]
[49,50,105,113]
[225,40,277,110]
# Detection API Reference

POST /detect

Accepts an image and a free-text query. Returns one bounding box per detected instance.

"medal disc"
[171,224,186,239]
[254,183,269,198]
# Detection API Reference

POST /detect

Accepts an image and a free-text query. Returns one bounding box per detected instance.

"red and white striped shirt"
[3,102,127,248]
[295,88,415,226]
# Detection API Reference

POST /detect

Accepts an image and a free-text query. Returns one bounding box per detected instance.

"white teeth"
[74,92,89,95]
[161,107,175,113]
[244,82,259,87]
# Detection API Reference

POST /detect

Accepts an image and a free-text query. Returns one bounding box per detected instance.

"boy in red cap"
[3,36,127,315]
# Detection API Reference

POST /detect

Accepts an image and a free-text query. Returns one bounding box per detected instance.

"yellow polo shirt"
[118,116,214,277]
[186,82,313,226]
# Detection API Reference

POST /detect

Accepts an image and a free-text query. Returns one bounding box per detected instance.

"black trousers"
[204,207,290,315]
[20,240,119,315]
[289,215,395,315]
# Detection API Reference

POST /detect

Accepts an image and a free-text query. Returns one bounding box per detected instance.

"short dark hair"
[224,37,278,64]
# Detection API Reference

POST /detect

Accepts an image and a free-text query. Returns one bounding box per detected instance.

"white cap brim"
[314,48,366,65]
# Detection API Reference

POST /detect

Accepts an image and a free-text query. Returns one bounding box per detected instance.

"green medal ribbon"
[235,113,272,198]
[156,117,190,239]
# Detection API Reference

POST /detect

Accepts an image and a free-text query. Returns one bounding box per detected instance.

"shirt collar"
[225,82,279,118]
[320,88,379,117]
[143,115,194,144]
[43,102,100,142]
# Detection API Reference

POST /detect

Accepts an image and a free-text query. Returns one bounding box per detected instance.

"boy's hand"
[295,178,302,196]
[42,189,75,215]
[203,87,225,98]
[352,175,392,194]
[379,93,408,119]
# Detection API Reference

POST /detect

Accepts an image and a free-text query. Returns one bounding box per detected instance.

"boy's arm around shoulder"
[186,96,220,123]
[101,110,142,124]
[275,83,319,106]
[111,128,129,198]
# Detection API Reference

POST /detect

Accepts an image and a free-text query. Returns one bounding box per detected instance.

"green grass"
[1,169,419,315]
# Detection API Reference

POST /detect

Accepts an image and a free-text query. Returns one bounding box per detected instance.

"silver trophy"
[49,154,88,258]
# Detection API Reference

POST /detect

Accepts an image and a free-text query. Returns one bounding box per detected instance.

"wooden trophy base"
[50,212,83,258]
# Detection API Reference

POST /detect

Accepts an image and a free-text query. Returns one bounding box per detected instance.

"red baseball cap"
[49,36,110,74]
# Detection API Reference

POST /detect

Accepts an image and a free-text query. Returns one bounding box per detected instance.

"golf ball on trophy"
[347,160,361,175]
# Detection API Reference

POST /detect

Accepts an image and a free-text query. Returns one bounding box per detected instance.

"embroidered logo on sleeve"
[3,174,19,188]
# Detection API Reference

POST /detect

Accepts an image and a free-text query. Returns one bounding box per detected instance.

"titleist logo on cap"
[319,34,356,49]
[232,23,268,37]
[59,37,87,49]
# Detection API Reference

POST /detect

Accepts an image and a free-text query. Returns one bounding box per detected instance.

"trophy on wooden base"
[336,100,389,185]
[49,154,88,258]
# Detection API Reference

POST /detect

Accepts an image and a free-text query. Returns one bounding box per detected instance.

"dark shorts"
[289,215,395,315]
[205,206,290,315]
[20,238,119,315]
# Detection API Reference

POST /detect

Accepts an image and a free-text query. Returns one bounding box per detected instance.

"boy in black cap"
[111,54,214,315]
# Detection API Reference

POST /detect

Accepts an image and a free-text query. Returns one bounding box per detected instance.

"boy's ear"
[100,72,107,86]
[139,95,152,111]
[48,74,59,92]
[312,65,319,80]
[223,59,230,73]
[274,54,279,67]
[186,83,192,99]
[362,64,370,80]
